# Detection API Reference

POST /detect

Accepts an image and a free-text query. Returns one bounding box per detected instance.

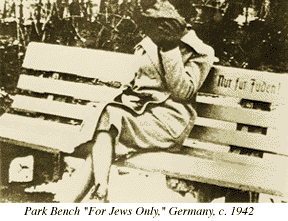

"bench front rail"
[0,42,287,201]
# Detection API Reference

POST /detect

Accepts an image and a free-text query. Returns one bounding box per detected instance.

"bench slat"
[0,114,84,153]
[17,75,121,102]
[199,66,288,104]
[0,113,81,132]
[195,102,283,129]
[0,129,81,154]
[12,95,90,120]
[22,42,136,84]
[190,125,287,155]
[195,116,285,138]
[195,117,236,130]
[196,93,241,107]
[183,138,230,153]
[116,152,288,196]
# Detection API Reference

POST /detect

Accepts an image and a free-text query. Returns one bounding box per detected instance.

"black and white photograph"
[0,0,287,206]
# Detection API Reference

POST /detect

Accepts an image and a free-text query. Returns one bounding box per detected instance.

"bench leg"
[225,190,259,203]
[52,152,63,182]
[249,192,260,203]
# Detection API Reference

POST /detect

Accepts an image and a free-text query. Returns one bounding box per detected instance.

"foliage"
[193,0,288,72]
[0,34,21,93]
[0,0,288,96]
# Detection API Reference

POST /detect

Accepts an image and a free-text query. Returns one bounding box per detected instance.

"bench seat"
[117,147,287,197]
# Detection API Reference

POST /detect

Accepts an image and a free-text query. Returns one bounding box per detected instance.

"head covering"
[139,0,186,25]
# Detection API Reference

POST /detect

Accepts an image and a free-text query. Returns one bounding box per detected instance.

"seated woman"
[63,0,217,203]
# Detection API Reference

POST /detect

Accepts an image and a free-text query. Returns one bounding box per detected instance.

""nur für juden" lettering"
[217,75,280,94]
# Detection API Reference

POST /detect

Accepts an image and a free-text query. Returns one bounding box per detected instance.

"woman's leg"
[54,154,93,203]
[71,154,94,202]
[71,132,114,202]
[59,131,113,203]
[90,131,114,200]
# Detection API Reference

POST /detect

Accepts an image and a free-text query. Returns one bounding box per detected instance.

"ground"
[1,156,285,203]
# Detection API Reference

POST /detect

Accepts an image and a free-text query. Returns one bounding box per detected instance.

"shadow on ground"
[0,183,55,203]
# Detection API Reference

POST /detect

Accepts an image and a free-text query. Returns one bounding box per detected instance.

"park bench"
[0,42,287,202]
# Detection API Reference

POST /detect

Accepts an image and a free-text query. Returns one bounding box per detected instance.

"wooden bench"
[1,42,287,202]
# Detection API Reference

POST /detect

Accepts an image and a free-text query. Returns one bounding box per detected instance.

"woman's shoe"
[89,185,110,203]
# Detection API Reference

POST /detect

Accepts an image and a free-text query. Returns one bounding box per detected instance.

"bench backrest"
[2,42,288,158]
[0,43,135,153]
[193,65,288,156]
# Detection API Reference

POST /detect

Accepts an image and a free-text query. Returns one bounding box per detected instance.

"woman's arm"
[160,44,215,102]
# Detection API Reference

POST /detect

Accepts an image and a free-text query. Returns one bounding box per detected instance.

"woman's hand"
[143,17,186,51]
[155,18,186,48]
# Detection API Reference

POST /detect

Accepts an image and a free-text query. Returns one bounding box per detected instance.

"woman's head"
[139,0,196,22]
[138,0,190,46]
[140,0,185,23]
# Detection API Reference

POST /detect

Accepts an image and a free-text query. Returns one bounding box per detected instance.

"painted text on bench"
[217,75,279,94]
